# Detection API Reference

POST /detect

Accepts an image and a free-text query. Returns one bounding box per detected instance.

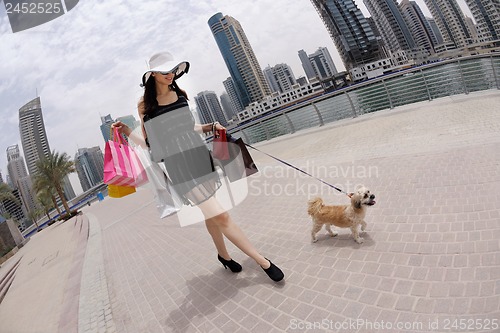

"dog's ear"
[348,193,354,198]
[356,186,368,195]
[351,195,362,209]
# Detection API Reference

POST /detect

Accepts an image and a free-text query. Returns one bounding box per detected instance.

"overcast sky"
[0,0,472,195]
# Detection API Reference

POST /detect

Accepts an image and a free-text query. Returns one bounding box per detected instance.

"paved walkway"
[0,90,499,333]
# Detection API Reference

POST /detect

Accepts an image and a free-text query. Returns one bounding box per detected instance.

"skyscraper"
[223,77,244,114]
[74,147,104,192]
[309,47,338,79]
[19,97,75,201]
[100,114,114,142]
[465,16,480,42]
[423,0,473,48]
[310,0,383,70]
[100,114,140,142]
[299,47,339,88]
[6,145,36,215]
[464,0,500,42]
[18,97,50,176]
[219,93,237,121]
[298,49,316,79]
[194,91,228,126]
[208,12,271,108]
[61,176,76,200]
[363,0,416,54]
[263,63,297,94]
[6,145,28,190]
[427,17,444,44]
[263,66,279,93]
[400,0,440,53]
[366,17,391,59]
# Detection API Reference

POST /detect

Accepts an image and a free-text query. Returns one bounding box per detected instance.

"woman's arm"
[194,121,225,134]
[111,121,148,148]
[111,100,148,148]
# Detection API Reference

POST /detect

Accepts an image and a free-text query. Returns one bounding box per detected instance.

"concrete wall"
[0,219,24,255]
[0,221,17,255]
[6,219,24,246]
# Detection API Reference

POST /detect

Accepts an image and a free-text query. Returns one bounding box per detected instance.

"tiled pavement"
[0,90,499,332]
[0,214,89,333]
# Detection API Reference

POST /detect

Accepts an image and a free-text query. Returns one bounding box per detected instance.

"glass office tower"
[311,0,383,70]
[208,12,271,108]
[18,97,51,176]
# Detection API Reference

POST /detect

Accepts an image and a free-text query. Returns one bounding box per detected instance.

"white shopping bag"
[133,145,183,218]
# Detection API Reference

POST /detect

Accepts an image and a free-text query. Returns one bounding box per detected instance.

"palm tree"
[27,207,43,232]
[36,188,55,220]
[34,151,75,216]
[0,182,17,203]
[0,184,20,228]
[33,176,61,216]
[0,182,19,206]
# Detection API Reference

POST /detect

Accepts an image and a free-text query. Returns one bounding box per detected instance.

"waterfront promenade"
[0,90,499,332]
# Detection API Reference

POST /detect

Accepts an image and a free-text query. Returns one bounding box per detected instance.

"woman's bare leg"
[200,198,270,268]
[205,218,230,259]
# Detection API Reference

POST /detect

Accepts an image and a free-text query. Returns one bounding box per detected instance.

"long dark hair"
[142,76,189,117]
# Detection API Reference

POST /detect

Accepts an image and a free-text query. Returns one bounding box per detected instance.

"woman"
[112,52,284,282]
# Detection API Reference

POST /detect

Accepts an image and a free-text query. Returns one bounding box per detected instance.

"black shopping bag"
[213,134,258,182]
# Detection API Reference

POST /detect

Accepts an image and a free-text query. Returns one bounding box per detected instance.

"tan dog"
[307,187,376,244]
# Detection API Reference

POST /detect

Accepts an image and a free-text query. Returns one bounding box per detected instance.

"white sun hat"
[141,51,190,87]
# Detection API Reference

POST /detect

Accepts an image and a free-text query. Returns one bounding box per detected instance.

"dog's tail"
[307,197,323,216]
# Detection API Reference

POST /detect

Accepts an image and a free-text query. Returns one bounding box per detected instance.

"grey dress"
[143,95,221,206]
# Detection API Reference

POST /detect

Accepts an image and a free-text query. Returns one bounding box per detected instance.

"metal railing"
[222,54,500,145]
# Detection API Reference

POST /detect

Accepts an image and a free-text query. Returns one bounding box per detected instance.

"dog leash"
[244,143,351,197]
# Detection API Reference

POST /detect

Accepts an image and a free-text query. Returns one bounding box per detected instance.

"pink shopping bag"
[104,128,145,187]
[130,145,148,187]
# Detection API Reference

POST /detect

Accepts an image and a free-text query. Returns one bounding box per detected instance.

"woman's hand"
[213,122,225,132]
[195,121,226,134]
[111,121,131,136]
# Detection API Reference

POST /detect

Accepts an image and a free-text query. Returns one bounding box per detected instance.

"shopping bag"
[212,129,230,160]
[153,166,184,218]
[133,144,183,218]
[213,133,258,182]
[104,128,145,186]
[228,135,258,177]
[108,184,136,198]
[130,146,148,187]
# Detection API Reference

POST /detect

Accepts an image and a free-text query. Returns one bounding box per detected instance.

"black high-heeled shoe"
[218,255,242,273]
[261,258,284,282]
